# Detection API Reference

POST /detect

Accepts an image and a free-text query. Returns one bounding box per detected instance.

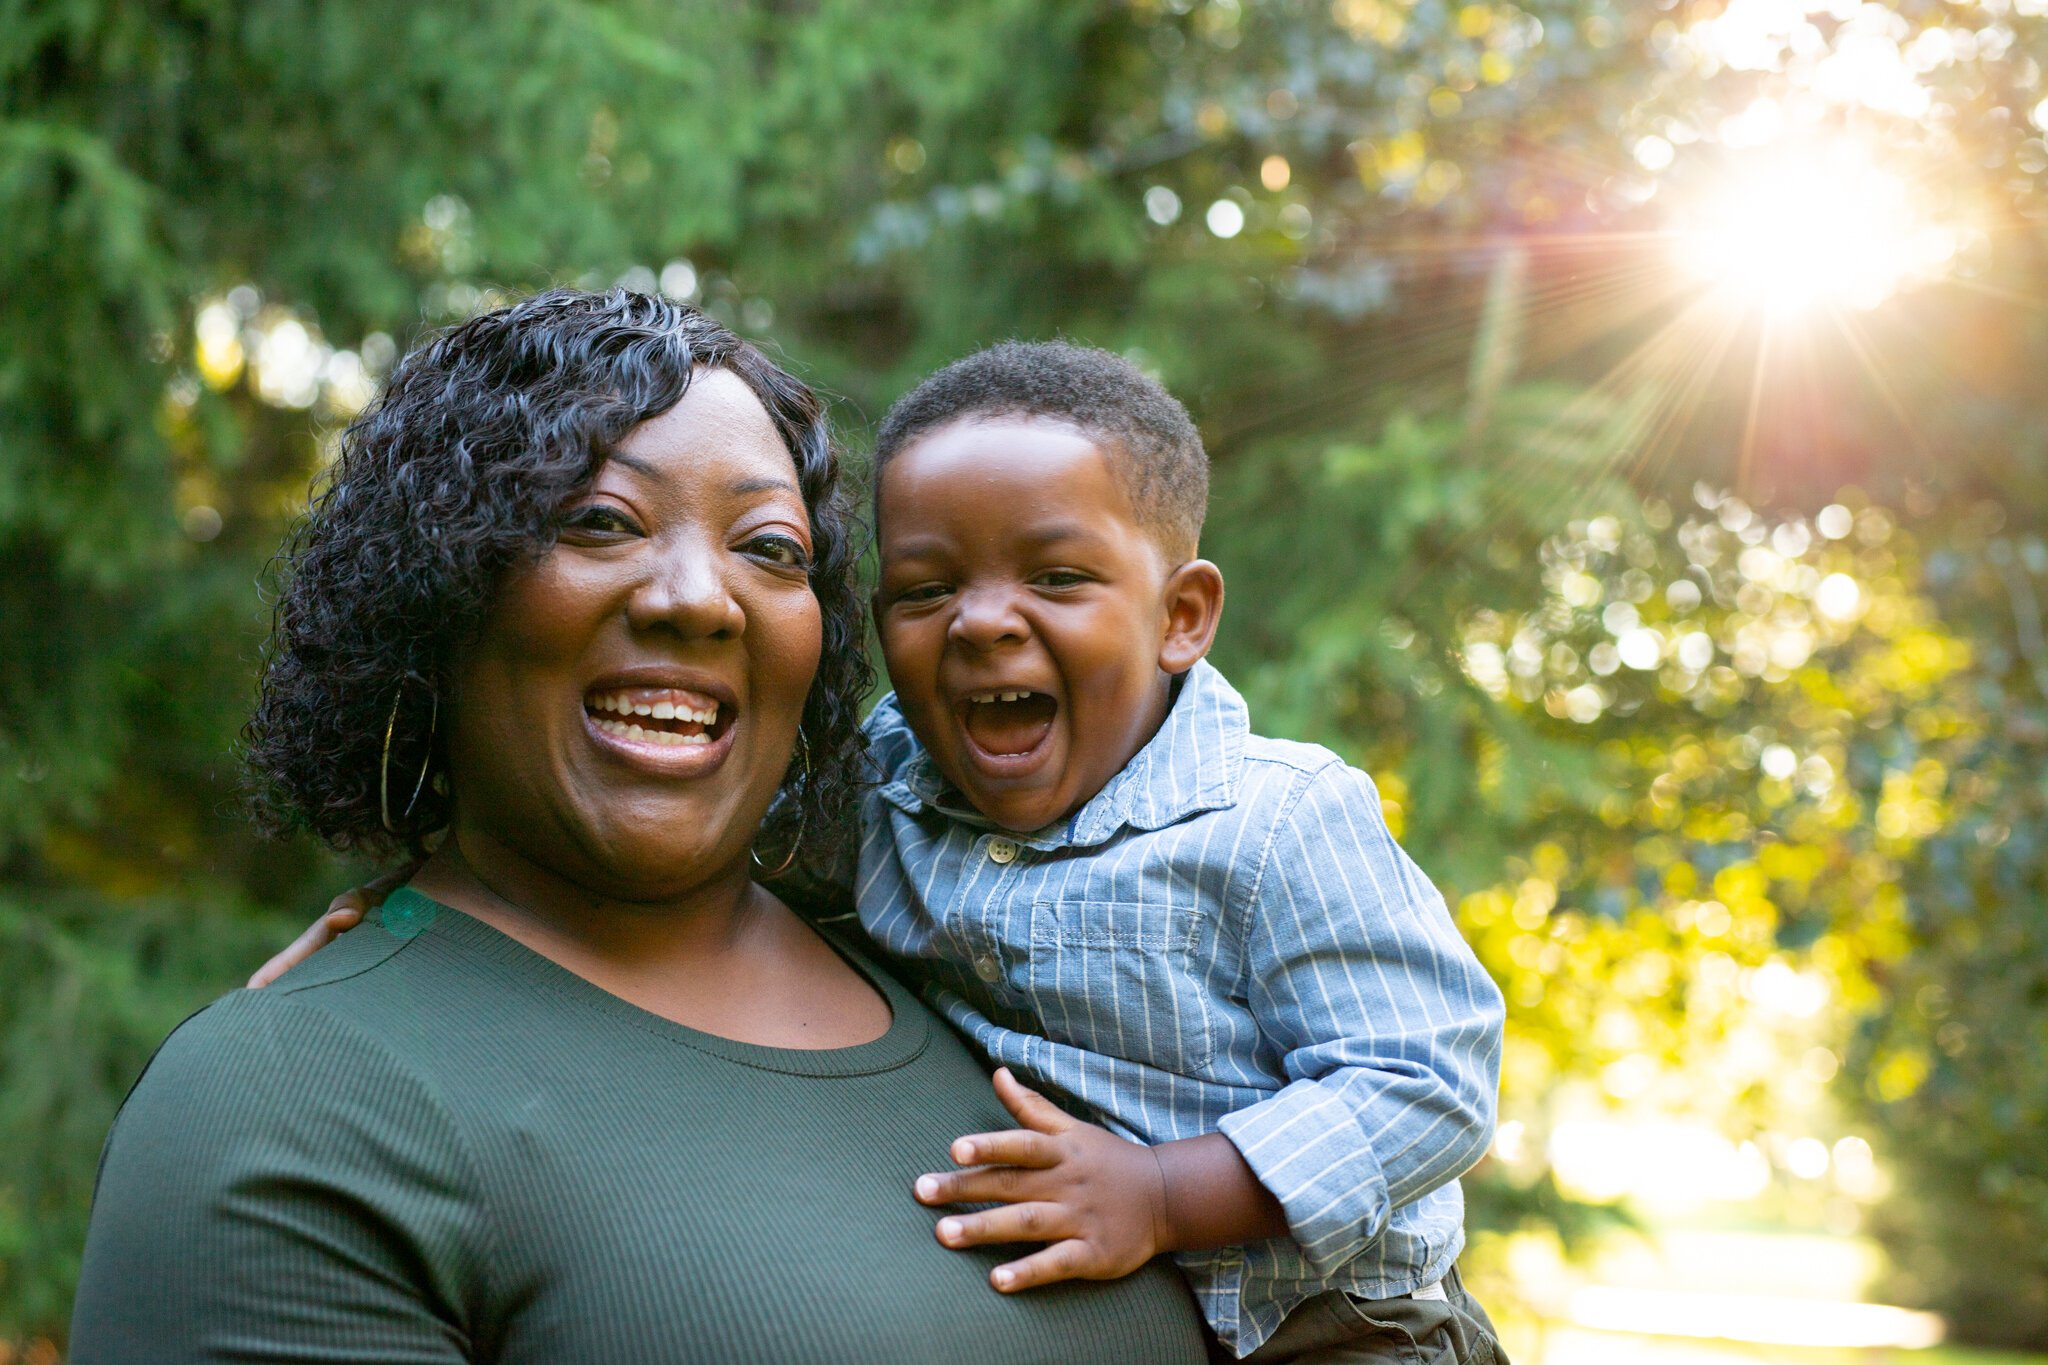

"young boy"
[828,342,1506,1361]
[282,341,1506,1361]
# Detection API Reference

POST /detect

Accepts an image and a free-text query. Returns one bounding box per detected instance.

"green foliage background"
[4,0,2045,1350]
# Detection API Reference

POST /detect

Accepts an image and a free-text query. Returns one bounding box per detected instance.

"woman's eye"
[563,506,640,536]
[745,533,812,570]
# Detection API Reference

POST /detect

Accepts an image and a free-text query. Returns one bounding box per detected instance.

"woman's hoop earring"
[750,731,811,879]
[380,678,438,836]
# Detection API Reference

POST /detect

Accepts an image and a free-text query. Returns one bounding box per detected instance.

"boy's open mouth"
[584,686,732,748]
[959,690,1058,758]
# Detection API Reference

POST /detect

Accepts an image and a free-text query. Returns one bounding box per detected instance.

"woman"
[69,290,1206,1362]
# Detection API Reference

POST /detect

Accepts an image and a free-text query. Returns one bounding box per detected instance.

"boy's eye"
[1034,569,1089,589]
[745,532,812,570]
[892,582,952,605]
[563,505,641,537]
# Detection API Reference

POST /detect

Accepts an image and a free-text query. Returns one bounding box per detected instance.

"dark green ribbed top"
[70,889,1205,1363]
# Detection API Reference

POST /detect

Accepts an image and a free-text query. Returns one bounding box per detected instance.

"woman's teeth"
[586,687,722,747]
[592,716,711,747]
[969,691,1037,703]
[587,690,719,725]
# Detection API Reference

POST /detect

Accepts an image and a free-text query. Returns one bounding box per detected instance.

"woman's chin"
[571,832,754,900]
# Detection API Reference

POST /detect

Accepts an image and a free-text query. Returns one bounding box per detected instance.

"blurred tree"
[6,0,2048,1349]
[0,0,1076,1336]
[1845,519,2048,1347]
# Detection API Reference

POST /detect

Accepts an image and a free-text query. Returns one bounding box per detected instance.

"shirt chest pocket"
[1025,900,1218,1075]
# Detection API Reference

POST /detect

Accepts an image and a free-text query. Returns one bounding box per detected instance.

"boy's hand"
[245,866,413,988]
[913,1068,1171,1292]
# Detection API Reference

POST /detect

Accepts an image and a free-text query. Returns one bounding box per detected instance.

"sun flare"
[1674,141,1959,317]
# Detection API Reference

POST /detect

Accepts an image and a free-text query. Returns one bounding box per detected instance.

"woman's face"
[444,368,821,902]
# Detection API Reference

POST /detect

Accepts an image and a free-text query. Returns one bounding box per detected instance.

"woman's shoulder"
[118,980,458,1145]
[122,898,556,1156]
[118,908,437,1093]
[122,898,505,1138]
[98,984,485,1250]
[76,977,493,1361]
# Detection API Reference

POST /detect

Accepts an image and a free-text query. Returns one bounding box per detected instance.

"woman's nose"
[625,537,745,640]
[947,584,1028,651]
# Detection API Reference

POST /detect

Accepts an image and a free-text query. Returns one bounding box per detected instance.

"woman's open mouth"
[583,685,737,770]
[957,690,1058,766]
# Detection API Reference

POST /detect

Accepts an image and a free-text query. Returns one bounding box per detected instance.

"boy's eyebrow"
[881,534,949,560]
[1015,523,1103,547]
[883,523,1109,559]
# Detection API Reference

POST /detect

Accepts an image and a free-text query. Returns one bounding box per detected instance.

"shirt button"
[973,953,1002,983]
[986,837,1019,864]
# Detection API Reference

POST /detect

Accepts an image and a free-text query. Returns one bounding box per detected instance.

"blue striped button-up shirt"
[837,661,1503,1356]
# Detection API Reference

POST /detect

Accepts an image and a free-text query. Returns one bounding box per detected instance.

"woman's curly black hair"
[245,287,871,867]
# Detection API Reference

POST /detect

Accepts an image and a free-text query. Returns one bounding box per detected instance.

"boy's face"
[875,416,1220,833]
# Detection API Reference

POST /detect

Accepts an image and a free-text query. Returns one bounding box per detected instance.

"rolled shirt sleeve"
[1215,761,1505,1279]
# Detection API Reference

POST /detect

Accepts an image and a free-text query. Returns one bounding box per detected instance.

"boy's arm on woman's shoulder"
[247,864,417,988]
[1217,760,1505,1278]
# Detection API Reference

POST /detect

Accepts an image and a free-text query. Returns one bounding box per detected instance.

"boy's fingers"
[245,909,355,990]
[989,1240,1094,1293]
[316,905,363,937]
[325,862,416,921]
[991,1067,1076,1134]
[947,1127,1061,1169]
[363,863,418,900]
[246,953,292,991]
[326,889,375,918]
[932,1202,1071,1252]
[915,1161,1046,1207]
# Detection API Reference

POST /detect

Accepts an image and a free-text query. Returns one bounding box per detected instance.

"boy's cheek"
[874,630,918,695]
[875,629,943,727]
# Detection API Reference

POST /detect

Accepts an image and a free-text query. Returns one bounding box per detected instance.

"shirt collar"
[876,659,1248,849]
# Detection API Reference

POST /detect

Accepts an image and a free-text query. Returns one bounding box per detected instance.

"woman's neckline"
[379,886,930,1078]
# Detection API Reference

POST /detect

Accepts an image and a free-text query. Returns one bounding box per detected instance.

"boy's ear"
[1158,559,1225,675]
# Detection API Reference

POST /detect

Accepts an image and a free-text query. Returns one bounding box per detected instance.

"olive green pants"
[1228,1266,1506,1365]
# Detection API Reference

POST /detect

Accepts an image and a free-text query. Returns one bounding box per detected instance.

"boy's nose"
[948,586,1028,651]
[625,536,745,640]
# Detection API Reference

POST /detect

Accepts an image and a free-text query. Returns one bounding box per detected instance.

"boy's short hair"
[873,341,1208,557]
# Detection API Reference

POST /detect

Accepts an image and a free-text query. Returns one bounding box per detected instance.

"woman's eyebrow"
[601,454,798,498]
[604,451,662,478]
[729,475,800,496]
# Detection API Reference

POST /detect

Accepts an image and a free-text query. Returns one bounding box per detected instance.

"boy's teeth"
[961,689,1058,756]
